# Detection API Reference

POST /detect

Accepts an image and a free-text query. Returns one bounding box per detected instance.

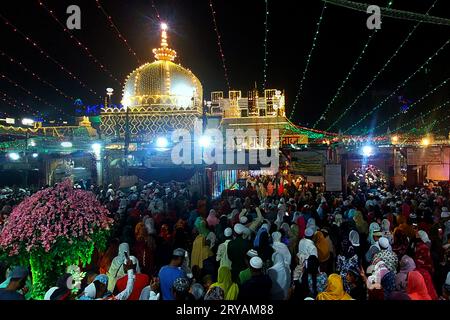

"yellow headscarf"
[313,231,330,263]
[191,234,213,269]
[353,211,368,235]
[316,274,353,300]
[210,266,239,300]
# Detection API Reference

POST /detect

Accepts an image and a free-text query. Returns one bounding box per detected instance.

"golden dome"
[121,24,203,114]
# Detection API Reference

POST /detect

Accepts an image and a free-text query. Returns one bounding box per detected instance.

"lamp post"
[122,97,131,177]
[22,118,35,187]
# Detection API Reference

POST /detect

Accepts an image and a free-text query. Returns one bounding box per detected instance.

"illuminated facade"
[100,24,203,140]
[208,89,286,118]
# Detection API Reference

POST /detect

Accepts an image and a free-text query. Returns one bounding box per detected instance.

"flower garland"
[0,179,113,299]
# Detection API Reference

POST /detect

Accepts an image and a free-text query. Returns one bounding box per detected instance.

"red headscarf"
[406,271,431,300]
[296,215,306,239]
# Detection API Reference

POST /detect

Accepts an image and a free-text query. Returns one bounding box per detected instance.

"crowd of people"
[1,173,450,301]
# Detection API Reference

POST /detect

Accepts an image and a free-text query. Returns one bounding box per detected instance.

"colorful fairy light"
[0,92,39,116]
[38,1,121,86]
[288,2,326,120]
[0,73,56,112]
[392,99,450,134]
[313,1,395,130]
[262,0,270,91]
[313,31,376,129]
[209,0,231,92]
[344,38,450,134]
[371,77,449,133]
[0,49,73,114]
[327,0,440,131]
[95,0,142,65]
[0,14,102,99]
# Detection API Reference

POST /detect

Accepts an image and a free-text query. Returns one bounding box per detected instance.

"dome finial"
[153,22,177,61]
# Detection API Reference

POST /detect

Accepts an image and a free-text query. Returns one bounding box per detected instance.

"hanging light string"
[313,31,376,128]
[343,38,450,134]
[209,0,231,91]
[313,1,395,129]
[95,0,142,65]
[0,49,75,107]
[0,90,40,116]
[262,0,269,91]
[0,14,102,100]
[326,0,440,131]
[0,73,59,112]
[38,1,121,86]
[371,76,450,133]
[288,2,327,120]
[151,0,162,22]
[391,99,450,134]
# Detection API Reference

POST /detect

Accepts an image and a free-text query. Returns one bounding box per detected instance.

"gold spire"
[153,23,177,61]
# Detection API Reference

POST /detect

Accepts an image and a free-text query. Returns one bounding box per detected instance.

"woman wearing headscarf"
[316,274,352,300]
[106,242,130,292]
[392,229,409,259]
[289,224,300,257]
[395,255,416,293]
[373,237,398,273]
[272,231,292,267]
[210,266,238,300]
[267,252,291,300]
[353,211,368,236]
[257,231,274,272]
[414,230,434,276]
[337,230,360,292]
[345,266,367,300]
[406,271,432,300]
[191,234,213,269]
[296,255,327,300]
[313,230,330,266]
[366,222,382,264]
[207,209,220,228]
[293,228,318,281]
[133,222,156,276]
[194,216,210,237]
[381,219,393,244]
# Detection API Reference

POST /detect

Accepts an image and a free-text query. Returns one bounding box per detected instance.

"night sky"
[0,0,449,134]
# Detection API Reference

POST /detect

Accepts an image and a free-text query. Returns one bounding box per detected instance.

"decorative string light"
[0,90,39,116]
[314,31,376,129]
[343,38,449,134]
[288,2,326,120]
[313,1,395,129]
[0,49,74,110]
[391,99,450,134]
[0,14,102,99]
[209,0,231,91]
[371,76,450,133]
[0,73,58,112]
[262,0,269,91]
[38,1,121,85]
[327,0,439,131]
[95,0,142,65]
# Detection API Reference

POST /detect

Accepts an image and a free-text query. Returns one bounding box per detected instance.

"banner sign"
[325,164,342,192]
[281,135,308,146]
[290,151,324,176]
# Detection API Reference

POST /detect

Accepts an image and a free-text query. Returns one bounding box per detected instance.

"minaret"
[152,23,177,95]
[152,23,177,62]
